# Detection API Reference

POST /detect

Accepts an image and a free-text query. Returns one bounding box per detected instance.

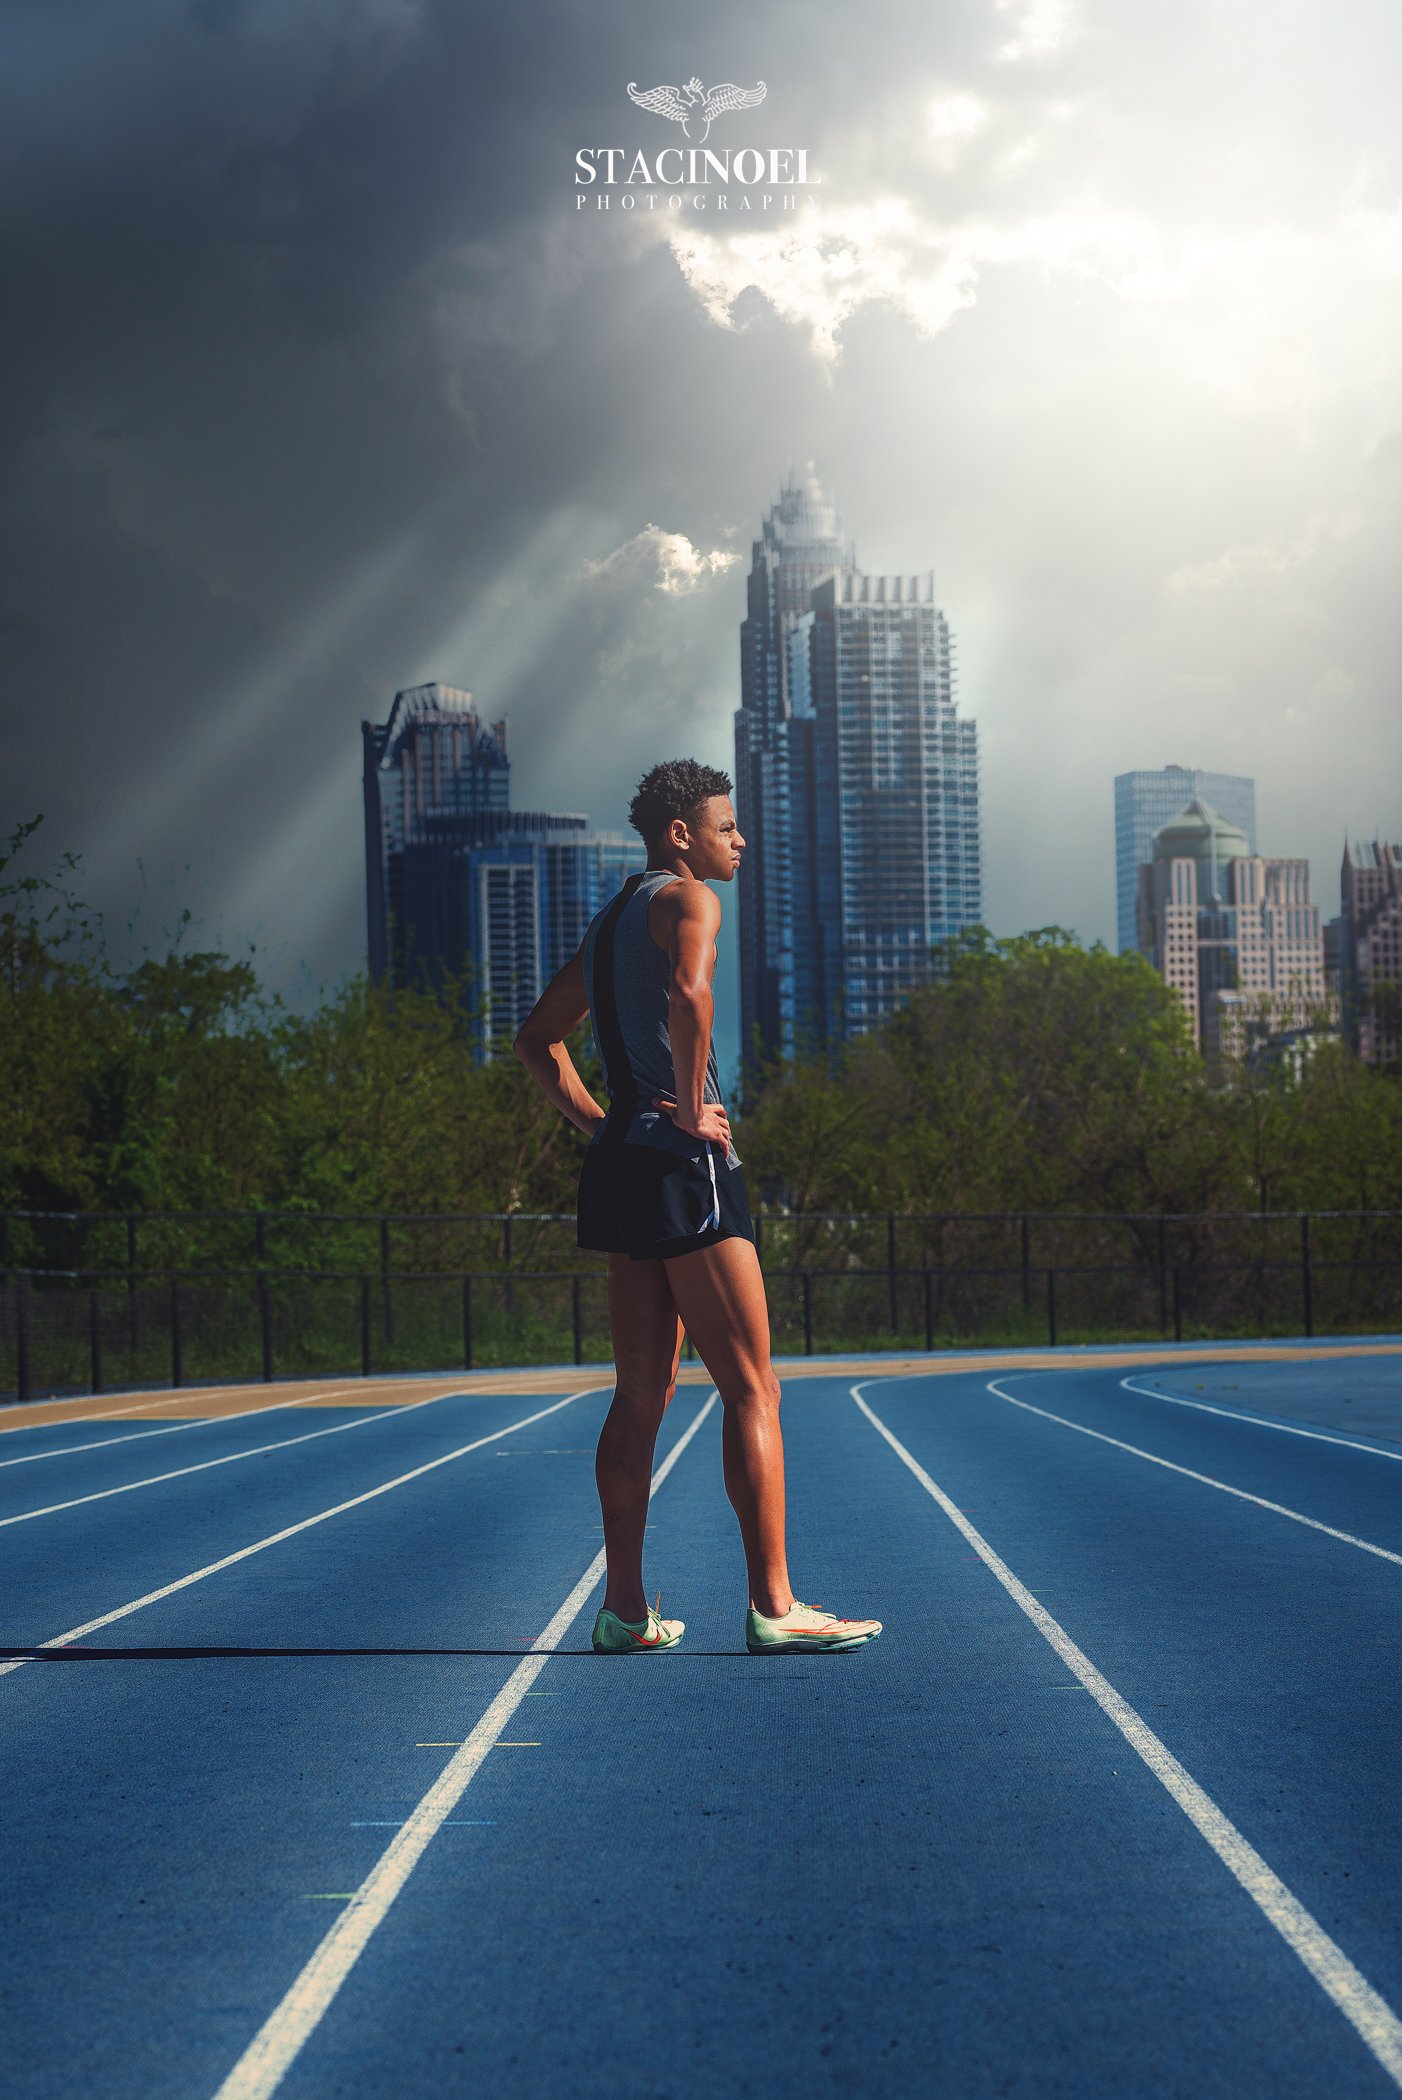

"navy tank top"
[581,870,738,1165]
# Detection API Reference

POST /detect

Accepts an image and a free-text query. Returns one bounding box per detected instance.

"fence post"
[170,1275,183,1388]
[89,1287,104,1395]
[887,1215,898,1333]
[1157,1216,1169,1329]
[1172,1266,1183,1344]
[360,1275,373,1376]
[127,1213,140,1357]
[802,1270,813,1356]
[754,1213,764,1266]
[255,1211,268,1267]
[1021,1214,1032,1311]
[923,1268,933,1352]
[462,1274,474,1371]
[1301,1214,1314,1339]
[572,1274,583,1366]
[259,1276,273,1383]
[380,1217,393,1344]
[1046,1267,1058,1348]
[17,1271,31,1405]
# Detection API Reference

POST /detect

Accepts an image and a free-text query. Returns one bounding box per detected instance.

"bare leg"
[662,1237,793,1617]
[597,1253,683,1622]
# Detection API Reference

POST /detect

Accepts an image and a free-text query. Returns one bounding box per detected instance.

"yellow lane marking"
[7,1338,1398,1433]
[494,1741,540,1748]
[415,1741,460,1747]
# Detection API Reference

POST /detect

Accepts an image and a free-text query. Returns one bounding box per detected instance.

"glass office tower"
[1114,766,1256,955]
[735,472,981,1063]
[735,466,858,1069]
[808,571,981,1040]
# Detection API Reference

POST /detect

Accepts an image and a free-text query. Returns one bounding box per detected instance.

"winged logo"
[626,76,768,145]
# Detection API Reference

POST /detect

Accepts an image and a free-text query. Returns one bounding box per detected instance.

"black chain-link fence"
[3,1212,1400,1403]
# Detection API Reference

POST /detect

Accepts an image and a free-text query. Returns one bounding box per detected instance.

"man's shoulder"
[649,879,721,927]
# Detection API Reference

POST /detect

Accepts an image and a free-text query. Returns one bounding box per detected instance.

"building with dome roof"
[1136,797,1330,1065]
[1114,765,1256,954]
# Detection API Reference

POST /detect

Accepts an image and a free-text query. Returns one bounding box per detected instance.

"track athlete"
[514,758,882,1658]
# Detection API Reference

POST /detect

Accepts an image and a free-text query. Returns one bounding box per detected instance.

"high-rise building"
[1337,839,1402,1064]
[363,682,643,1052]
[1135,799,1328,1066]
[736,466,858,1064]
[735,470,980,1064]
[1115,767,1256,955]
[807,572,981,1042]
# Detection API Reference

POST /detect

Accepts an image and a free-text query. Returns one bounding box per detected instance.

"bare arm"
[512,946,606,1137]
[652,883,731,1148]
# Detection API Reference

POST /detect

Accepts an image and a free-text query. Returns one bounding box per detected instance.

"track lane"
[260,1370,1399,2100]
[7,1352,1402,2100]
[861,1362,1402,2044]
[0,1381,660,2100]
[1,1386,607,1677]
[856,1380,1402,2091]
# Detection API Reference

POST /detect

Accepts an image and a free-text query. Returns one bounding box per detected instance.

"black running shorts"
[577,1138,756,1261]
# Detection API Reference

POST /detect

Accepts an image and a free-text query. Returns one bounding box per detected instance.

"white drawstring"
[702,1141,721,1231]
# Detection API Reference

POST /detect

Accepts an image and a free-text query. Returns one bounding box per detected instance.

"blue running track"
[3,1343,1402,2099]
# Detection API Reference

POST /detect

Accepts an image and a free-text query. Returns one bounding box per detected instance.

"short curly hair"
[628,757,733,845]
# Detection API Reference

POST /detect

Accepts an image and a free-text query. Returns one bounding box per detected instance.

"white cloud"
[664,199,982,364]
[583,524,741,594]
[923,89,989,169]
[994,0,1078,63]
[1164,510,1364,597]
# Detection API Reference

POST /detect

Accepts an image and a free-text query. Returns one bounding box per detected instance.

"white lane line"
[208,1388,718,2100]
[1119,1375,1402,1464]
[852,1382,1402,2091]
[0,1395,330,1470]
[986,1379,1402,1570]
[0,1376,458,1446]
[0,1381,512,1528]
[0,1385,610,1681]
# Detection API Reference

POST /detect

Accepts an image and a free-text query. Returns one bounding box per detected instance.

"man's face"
[678,795,745,881]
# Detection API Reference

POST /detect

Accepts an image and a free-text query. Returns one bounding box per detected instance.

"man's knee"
[611,1372,672,1420]
[722,1368,781,1416]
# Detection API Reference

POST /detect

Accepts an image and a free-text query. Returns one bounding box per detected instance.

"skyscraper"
[735,471,980,1064]
[1114,767,1257,955]
[1337,839,1402,1064]
[808,571,981,1041]
[1135,799,1328,1066]
[363,682,643,1052]
[736,466,858,1064]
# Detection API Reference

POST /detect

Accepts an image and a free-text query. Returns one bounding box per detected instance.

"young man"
[513,757,881,1657]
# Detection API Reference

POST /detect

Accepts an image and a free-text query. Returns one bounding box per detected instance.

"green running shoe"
[591,1602,685,1653]
[745,1600,883,1654]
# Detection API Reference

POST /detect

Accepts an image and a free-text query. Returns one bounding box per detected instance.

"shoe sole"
[746,1629,882,1654]
[591,1639,684,1654]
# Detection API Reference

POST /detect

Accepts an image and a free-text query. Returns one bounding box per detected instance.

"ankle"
[751,1591,794,1618]
[603,1597,648,1625]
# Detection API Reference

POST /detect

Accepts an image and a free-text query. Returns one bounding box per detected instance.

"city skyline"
[4,2,1400,1083]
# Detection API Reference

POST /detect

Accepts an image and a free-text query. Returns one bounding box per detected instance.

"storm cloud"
[3,0,1399,1069]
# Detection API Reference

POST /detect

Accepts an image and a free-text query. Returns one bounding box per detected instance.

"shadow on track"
[0,1644,772,1661]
